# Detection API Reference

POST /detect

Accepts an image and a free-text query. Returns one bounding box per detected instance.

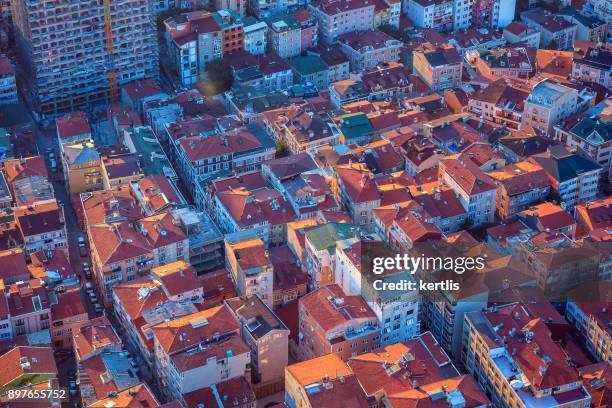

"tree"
[379,24,403,41]
[197,58,234,97]
[548,39,559,50]
[275,141,291,158]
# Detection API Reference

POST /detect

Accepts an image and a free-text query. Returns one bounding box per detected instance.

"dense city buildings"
[11,0,158,115]
[0,0,609,405]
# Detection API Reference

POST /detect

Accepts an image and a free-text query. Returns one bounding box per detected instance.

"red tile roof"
[51,288,86,321]
[56,111,91,140]
[179,131,263,162]
[73,316,121,361]
[0,346,57,388]
[2,156,48,185]
[151,305,240,355]
[121,79,163,100]
[485,303,581,390]
[336,163,380,203]
[440,158,497,195]
[300,284,376,332]
[151,260,200,298]
[0,249,30,283]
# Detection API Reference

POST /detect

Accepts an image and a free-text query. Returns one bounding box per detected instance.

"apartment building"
[554,113,612,180]
[165,10,243,87]
[56,111,92,144]
[60,139,102,195]
[502,21,541,48]
[521,79,579,135]
[374,0,400,28]
[517,202,576,237]
[471,0,515,28]
[50,288,87,349]
[0,347,58,392]
[521,8,577,50]
[413,45,462,91]
[338,29,401,71]
[226,296,289,387]
[112,261,203,367]
[11,0,158,115]
[572,47,611,89]
[530,145,601,211]
[13,200,67,256]
[151,306,250,401]
[282,109,342,153]
[7,279,52,337]
[590,0,611,35]
[215,186,296,245]
[88,212,189,305]
[558,7,608,42]
[517,233,600,298]
[174,129,274,197]
[566,295,611,364]
[0,54,17,105]
[405,0,453,31]
[335,163,381,232]
[249,0,298,19]
[297,284,381,361]
[261,153,340,219]
[463,303,591,408]
[467,81,530,131]
[303,222,359,288]
[227,50,294,93]
[334,242,420,344]
[214,0,247,17]
[265,13,303,58]
[286,333,489,408]
[308,0,375,44]
[243,18,267,55]
[439,158,497,226]
[488,161,551,220]
[72,316,123,362]
[225,238,274,308]
[467,47,534,79]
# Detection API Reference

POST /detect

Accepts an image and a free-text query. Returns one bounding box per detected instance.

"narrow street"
[32,120,165,405]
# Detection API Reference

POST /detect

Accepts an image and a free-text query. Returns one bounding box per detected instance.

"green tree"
[197,58,234,97]
[275,141,291,158]
[548,39,559,50]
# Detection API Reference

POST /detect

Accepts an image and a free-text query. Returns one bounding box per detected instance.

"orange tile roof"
[151,261,200,297]
[73,316,121,361]
[0,346,57,388]
[151,305,239,354]
[89,383,159,407]
[299,284,376,332]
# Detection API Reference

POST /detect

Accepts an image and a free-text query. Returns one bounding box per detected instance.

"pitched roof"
[299,284,376,332]
[440,158,497,195]
[531,145,601,183]
[336,163,380,203]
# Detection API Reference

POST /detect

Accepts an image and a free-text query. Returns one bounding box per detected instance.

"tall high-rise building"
[11,0,158,116]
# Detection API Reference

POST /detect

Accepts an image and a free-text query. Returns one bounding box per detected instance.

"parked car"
[82,262,92,279]
[94,303,102,313]
[85,282,94,293]
[89,293,97,303]
[78,237,87,257]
